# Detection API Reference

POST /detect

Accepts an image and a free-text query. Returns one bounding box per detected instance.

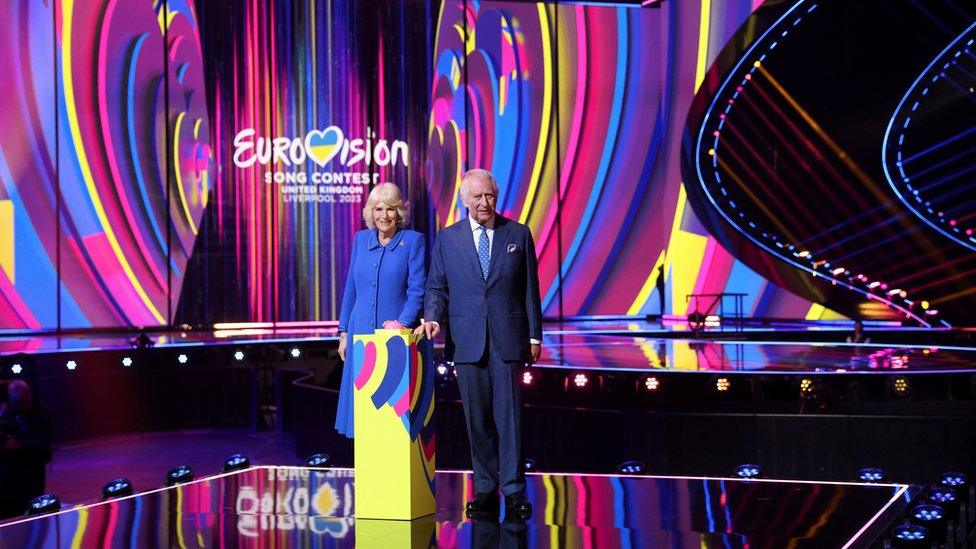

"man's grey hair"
[459,169,499,200]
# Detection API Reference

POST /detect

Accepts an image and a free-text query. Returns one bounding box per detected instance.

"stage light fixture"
[177,353,189,365]
[122,356,133,367]
[290,347,301,358]
[165,465,194,486]
[714,376,731,392]
[617,460,646,475]
[521,369,534,386]
[926,487,957,505]
[306,453,331,467]
[223,453,250,473]
[798,377,825,400]
[66,360,77,371]
[233,350,245,362]
[641,375,660,392]
[573,372,589,388]
[102,478,134,500]
[891,524,928,542]
[26,494,61,516]
[858,467,887,483]
[733,464,761,479]
[910,504,945,523]
[938,471,966,488]
[887,376,912,399]
[11,363,22,375]
[523,457,536,472]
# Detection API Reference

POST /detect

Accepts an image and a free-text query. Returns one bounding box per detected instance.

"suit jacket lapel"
[487,216,509,281]
[455,219,486,283]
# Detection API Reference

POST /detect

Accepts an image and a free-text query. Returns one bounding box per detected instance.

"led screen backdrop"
[427,0,833,320]
[176,0,433,324]
[23,0,971,331]
[0,0,210,330]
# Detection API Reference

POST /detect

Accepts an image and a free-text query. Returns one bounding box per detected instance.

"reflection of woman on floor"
[335,183,426,438]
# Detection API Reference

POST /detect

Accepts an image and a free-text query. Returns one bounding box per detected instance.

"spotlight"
[640,375,660,392]
[11,363,22,375]
[714,376,731,393]
[887,376,912,399]
[66,360,77,371]
[290,347,301,359]
[926,487,957,505]
[733,464,761,479]
[573,373,588,388]
[938,471,966,488]
[223,453,250,473]
[122,357,133,367]
[858,468,887,483]
[165,465,194,486]
[233,350,245,362]
[521,369,534,386]
[523,457,536,472]
[26,494,60,516]
[891,523,928,542]
[910,504,944,523]
[436,363,448,376]
[177,354,189,365]
[305,453,331,467]
[617,460,646,475]
[102,478,134,500]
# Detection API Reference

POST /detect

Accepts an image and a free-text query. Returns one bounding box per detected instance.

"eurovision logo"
[233,126,409,169]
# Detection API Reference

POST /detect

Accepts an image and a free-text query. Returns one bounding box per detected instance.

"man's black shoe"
[504,492,532,521]
[465,492,499,518]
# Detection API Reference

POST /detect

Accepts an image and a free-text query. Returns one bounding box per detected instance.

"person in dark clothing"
[0,380,52,518]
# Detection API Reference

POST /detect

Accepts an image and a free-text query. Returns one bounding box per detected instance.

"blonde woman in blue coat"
[335,183,426,438]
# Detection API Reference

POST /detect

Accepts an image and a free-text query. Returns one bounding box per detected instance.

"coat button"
[372,263,378,268]
[371,281,376,286]
[370,301,375,306]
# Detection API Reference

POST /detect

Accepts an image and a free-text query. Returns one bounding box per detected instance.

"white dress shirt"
[469,215,494,255]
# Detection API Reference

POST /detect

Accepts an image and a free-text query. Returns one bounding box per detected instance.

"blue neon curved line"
[542,9,629,310]
[881,21,976,253]
[126,34,173,265]
[692,1,933,327]
[703,479,716,532]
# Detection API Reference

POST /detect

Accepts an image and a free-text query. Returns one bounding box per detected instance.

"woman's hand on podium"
[382,320,405,330]
[338,332,347,362]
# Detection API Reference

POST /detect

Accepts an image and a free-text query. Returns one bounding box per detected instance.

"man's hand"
[338,332,348,362]
[530,343,542,364]
[382,320,405,330]
[413,321,441,340]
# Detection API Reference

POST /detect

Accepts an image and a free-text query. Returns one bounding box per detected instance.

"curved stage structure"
[682,0,976,326]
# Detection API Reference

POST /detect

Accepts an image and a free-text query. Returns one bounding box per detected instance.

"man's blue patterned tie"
[477,225,490,280]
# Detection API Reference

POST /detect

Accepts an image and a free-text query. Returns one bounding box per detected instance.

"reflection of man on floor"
[0,380,52,518]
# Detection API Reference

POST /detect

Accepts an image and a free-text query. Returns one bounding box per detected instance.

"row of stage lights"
[436,362,947,402]
[26,452,334,517]
[4,346,307,376]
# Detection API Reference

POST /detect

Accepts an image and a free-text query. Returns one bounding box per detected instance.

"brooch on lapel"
[507,243,518,253]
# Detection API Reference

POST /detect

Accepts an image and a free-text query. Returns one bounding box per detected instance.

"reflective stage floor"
[0,466,912,548]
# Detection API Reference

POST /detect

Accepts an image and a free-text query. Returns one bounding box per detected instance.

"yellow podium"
[352,329,436,520]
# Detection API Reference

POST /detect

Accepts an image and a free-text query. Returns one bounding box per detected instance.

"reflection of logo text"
[233,126,409,169]
[235,469,353,539]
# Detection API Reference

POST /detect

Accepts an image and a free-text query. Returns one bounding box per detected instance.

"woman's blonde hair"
[363,182,409,229]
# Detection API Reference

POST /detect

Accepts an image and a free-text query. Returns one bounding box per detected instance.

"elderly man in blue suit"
[415,169,543,521]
